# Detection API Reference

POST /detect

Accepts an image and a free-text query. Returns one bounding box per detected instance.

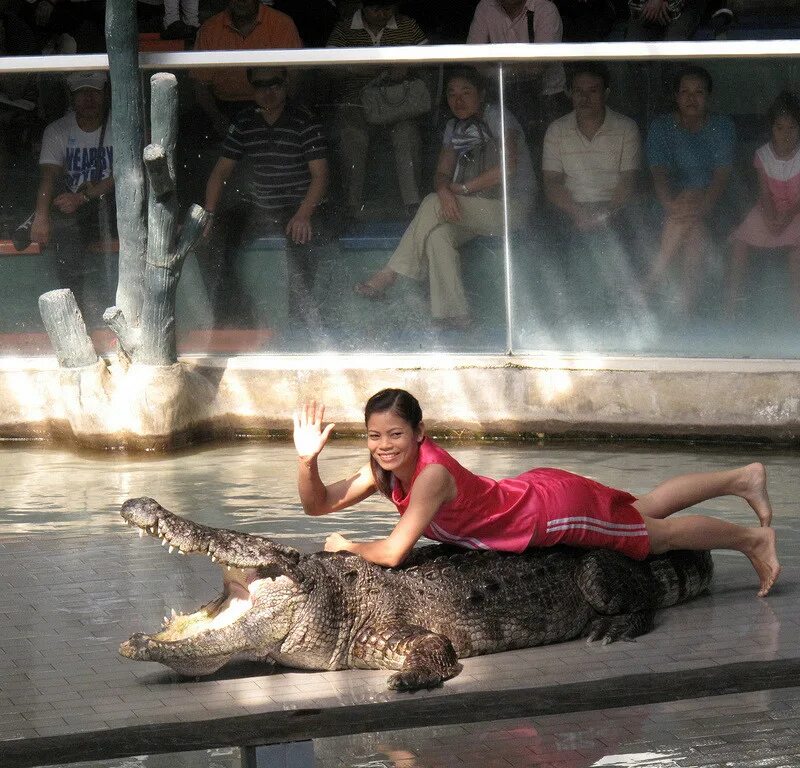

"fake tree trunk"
[37,0,212,448]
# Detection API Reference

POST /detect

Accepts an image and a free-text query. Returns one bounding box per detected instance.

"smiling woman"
[294,388,780,596]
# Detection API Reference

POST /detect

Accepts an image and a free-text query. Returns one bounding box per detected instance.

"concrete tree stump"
[37,0,213,449]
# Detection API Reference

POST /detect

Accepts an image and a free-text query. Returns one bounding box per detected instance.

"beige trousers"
[387,192,522,320]
[335,106,422,209]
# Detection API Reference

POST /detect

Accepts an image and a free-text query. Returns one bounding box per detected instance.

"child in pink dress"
[728,91,800,317]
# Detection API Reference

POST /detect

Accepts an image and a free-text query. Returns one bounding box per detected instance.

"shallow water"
[7,439,799,768]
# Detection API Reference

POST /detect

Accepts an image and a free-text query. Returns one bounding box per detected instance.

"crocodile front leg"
[351,623,462,691]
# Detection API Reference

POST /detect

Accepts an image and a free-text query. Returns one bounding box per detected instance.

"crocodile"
[118,496,713,691]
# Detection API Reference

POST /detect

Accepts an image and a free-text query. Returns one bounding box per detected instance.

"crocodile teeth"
[138,528,144,538]
[211,555,216,562]
[171,609,177,618]
[161,538,167,546]
[168,546,174,554]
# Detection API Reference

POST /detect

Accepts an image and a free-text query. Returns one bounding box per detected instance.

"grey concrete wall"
[1,355,797,447]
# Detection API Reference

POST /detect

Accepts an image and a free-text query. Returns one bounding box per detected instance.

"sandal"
[354,281,387,300]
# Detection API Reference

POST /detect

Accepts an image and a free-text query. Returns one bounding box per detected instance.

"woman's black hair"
[672,65,713,95]
[364,388,423,497]
[445,65,486,95]
[767,90,800,131]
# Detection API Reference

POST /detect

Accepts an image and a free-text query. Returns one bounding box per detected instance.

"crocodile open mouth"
[119,497,276,645]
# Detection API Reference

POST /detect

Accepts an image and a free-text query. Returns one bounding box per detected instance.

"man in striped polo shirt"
[203,67,329,329]
[327,1,428,220]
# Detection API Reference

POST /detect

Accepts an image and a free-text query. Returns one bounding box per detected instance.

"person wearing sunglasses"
[203,66,329,329]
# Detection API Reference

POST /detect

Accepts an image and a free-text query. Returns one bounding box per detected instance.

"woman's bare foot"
[745,526,780,597]
[735,462,773,527]
[354,268,397,300]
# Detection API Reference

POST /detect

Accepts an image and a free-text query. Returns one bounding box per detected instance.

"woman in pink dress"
[294,389,780,596]
[728,91,800,317]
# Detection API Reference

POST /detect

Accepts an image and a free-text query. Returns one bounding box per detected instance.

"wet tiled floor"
[0,441,797,767]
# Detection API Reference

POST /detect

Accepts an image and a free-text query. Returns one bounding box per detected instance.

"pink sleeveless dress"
[391,438,650,560]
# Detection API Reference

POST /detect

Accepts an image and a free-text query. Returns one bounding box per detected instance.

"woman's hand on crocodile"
[324,532,352,553]
[293,401,335,461]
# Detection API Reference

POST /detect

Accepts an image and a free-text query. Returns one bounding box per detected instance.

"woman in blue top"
[643,65,735,313]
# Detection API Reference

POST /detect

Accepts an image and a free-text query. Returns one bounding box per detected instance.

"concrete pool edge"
[0,354,799,448]
[4,657,800,768]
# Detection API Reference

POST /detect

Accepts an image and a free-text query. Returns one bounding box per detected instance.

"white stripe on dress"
[547,515,647,531]
[429,521,491,550]
[547,522,648,538]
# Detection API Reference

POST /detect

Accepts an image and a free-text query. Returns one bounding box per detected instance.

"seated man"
[643,65,734,314]
[327,0,428,220]
[542,62,642,279]
[28,72,116,326]
[203,67,329,329]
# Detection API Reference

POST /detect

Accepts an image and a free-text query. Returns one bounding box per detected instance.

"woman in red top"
[295,389,780,597]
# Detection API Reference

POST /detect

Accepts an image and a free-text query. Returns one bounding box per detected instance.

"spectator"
[626,0,707,40]
[467,0,568,144]
[327,0,428,221]
[353,66,536,330]
[162,0,199,40]
[192,0,301,140]
[728,92,800,318]
[542,63,642,261]
[203,66,328,329]
[20,0,105,53]
[644,65,734,313]
[28,72,116,325]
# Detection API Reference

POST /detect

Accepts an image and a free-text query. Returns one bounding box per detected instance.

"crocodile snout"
[119,632,153,660]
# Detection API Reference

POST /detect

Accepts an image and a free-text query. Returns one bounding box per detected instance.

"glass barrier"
[1,52,800,358]
[510,56,800,358]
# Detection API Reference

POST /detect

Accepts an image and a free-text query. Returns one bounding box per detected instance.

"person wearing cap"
[29,71,115,324]
[202,66,328,329]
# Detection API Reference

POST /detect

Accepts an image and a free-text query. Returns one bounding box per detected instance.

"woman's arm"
[448,126,520,197]
[697,165,731,218]
[294,402,376,516]
[325,464,457,567]
[650,165,674,211]
[434,145,461,222]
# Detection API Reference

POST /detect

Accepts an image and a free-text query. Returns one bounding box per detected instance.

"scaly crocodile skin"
[118,497,713,690]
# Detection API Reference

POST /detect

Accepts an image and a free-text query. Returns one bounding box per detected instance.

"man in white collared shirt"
[542,63,644,288]
[327,1,428,220]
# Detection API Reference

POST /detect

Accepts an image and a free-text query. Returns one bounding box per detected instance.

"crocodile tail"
[649,550,714,608]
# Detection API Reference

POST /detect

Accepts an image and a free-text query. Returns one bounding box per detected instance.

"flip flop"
[354,281,387,300]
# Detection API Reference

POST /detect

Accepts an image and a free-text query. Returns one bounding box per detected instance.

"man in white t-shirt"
[30,71,115,324]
